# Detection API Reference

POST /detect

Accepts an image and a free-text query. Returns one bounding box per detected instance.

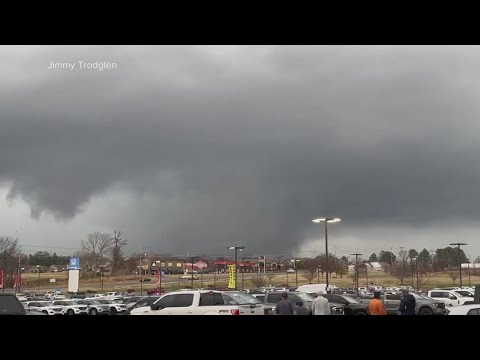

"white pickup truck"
[130,290,243,315]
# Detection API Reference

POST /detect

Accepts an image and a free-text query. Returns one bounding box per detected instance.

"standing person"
[312,290,330,315]
[368,291,387,315]
[398,289,416,315]
[274,292,297,315]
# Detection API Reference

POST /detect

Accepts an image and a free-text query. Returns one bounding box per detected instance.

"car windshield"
[343,296,361,304]
[63,301,77,306]
[228,292,262,304]
[296,292,315,302]
[90,300,103,305]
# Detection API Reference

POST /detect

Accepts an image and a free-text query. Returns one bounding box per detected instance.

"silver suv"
[384,291,447,315]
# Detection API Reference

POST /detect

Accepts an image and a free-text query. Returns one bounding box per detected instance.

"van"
[295,284,338,297]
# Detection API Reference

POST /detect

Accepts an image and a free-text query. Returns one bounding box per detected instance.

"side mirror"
[151,304,162,310]
[296,301,304,307]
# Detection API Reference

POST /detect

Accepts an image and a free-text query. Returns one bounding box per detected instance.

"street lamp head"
[227,245,245,250]
[450,243,468,246]
[312,217,341,223]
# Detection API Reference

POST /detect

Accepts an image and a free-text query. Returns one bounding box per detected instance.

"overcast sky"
[1,45,480,260]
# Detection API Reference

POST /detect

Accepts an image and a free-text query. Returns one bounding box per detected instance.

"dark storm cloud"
[2,45,480,254]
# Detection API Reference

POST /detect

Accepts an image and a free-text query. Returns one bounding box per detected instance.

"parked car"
[122,296,145,310]
[71,292,87,299]
[357,291,447,315]
[1,294,28,315]
[181,274,199,280]
[147,288,166,296]
[263,291,314,315]
[427,290,474,307]
[95,299,127,314]
[15,293,28,302]
[24,301,64,315]
[51,300,88,315]
[251,293,266,302]
[220,291,264,315]
[446,304,480,315]
[286,269,295,273]
[322,294,369,315]
[74,299,110,315]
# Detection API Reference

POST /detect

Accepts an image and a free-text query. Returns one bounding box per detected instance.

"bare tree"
[449,270,457,285]
[250,274,267,288]
[110,230,127,275]
[0,236,20,256]
[392,263,406,285]
[266,273,275,285]
[302,258,319,284]
[0,236,21,287]
[81,232,113,276]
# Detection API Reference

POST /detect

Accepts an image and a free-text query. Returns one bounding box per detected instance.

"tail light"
[230,309,240,315]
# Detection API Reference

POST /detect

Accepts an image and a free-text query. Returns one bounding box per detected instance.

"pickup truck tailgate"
[238,303,264,315]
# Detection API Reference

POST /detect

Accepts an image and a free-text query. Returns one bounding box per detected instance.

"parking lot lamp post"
[36,265,40,290]
[294,251,298,287]
[450,242,468,288]
[317,265,320,284]
[313,218,341,293]
[350,253,363,298]
[415,258,419,291]
[468,261,471,287]
[228,244,245,291]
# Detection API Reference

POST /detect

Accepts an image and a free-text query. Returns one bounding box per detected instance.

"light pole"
[450,242,468,288]
[313,217,341,293]
[468,261,471,287]
[414,257,419,291]
[293,251,298,287]
[36,265,40,290]
[350,253,363,298]
[227,244,245,291]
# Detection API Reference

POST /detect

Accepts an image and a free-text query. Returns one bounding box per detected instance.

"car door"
[149,294,176,315]
[171,294,195,315]
[384,293,401,314]
[286,294,308,315]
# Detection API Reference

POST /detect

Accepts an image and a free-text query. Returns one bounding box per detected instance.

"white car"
[427,290,474,307]
[44,291,66,300]
[51,300,88,315]
[286,269,295,273]
[181,274,199,280]
[16,293,28,302]
[447,304,480,315]
[96,299,127,314]
[24,301,63,315]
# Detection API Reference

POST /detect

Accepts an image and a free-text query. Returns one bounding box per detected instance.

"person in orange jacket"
[369,291,387,315]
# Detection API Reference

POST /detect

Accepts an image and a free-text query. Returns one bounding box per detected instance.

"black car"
[323,294,369,315]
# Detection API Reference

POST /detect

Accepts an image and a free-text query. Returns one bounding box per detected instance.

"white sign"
[50,278,56,283]
[68,269,80,293]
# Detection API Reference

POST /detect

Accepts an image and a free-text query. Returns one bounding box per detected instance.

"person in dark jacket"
[398,289,416,315]
[274,292,297,315]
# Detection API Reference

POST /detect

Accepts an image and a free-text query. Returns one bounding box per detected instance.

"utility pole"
[139,244,143,296]
[390,247,394,275]
[14,255,21,295]
[350,253,363,298]
[450,243,468,288]
[292,251,297,287]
